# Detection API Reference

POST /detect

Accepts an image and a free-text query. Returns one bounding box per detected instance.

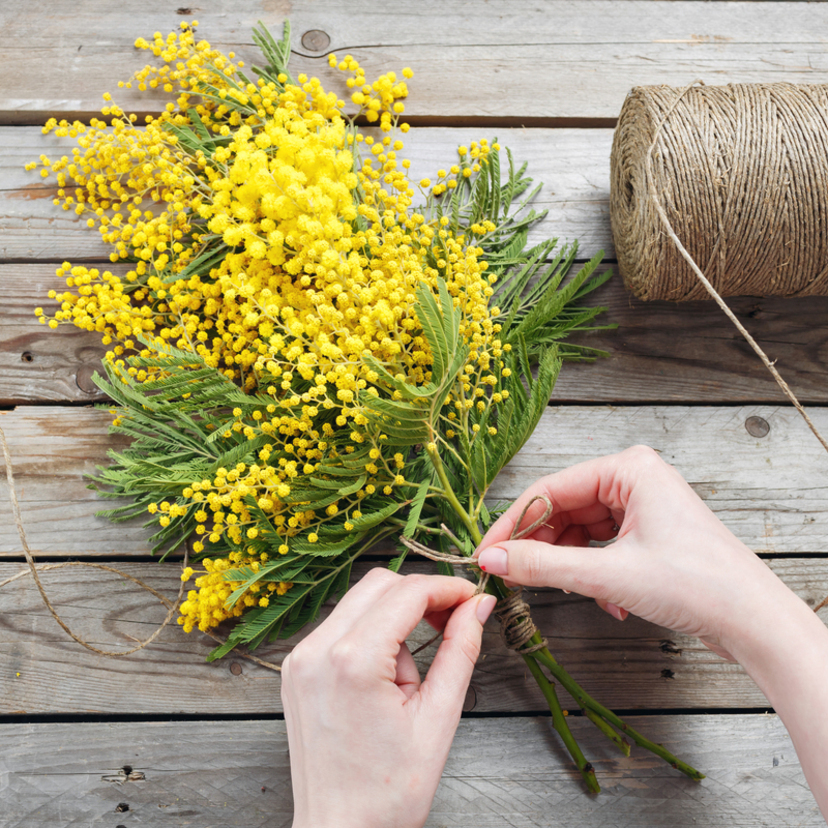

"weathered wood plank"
[0,715,821,827]
[0,559,825,714]
[1,404,826,557]
[8,261,828,405]
[3,1,828,124]
[0,263,111,404]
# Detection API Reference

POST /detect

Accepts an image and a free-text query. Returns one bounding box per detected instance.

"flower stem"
[532,647,705,781]
[583,707,631,757]
[425,442,479,542]
[523,651,600,793]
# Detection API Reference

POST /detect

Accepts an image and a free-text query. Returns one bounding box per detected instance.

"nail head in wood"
[301,29,331,52]
[230,661,243,676]
[745,415,770,438]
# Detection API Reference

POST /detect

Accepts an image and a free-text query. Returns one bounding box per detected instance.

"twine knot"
[402,494,554,655]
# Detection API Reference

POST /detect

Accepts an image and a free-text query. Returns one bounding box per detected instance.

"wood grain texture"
[2,404,827,557]
[0,715,821,827]
[8,261,828,405]
[0,559,825,714]
[4,1,828,124]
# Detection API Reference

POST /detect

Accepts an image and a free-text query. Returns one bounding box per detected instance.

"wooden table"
[3,1,828,825]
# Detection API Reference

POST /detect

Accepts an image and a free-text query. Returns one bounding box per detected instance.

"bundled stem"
[420,455,704,793]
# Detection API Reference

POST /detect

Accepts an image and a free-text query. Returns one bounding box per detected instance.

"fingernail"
[476,594,497,624]
[606,602,628,621]
[477,547,508,576]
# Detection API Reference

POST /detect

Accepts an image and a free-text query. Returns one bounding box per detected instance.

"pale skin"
[283,446,828,827]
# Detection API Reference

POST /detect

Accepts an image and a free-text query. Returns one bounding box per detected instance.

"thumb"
[416,593,495,727]
[476,539,619,600]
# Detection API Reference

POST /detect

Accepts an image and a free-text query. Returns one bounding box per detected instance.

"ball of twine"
[611,82,828,301]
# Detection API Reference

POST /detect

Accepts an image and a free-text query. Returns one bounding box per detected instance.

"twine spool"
[611,83,828,301]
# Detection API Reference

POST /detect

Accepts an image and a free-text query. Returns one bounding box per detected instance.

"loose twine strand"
[403,495,553,655]
[0,425,280,671]
[640,81,828,456]
[615,81,828,611]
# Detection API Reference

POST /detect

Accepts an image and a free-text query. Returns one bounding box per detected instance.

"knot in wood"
[301,29,330,52]
[745,415,770,438]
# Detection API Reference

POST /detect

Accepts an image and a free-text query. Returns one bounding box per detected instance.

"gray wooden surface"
[3,1,828,124]
[1,716,821,827]
[3,1,828,825]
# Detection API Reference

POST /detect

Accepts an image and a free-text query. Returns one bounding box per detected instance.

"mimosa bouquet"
[29,21,701,790]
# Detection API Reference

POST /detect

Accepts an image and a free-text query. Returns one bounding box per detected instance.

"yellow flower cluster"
[32,25,508,633]
[178,559,292,634]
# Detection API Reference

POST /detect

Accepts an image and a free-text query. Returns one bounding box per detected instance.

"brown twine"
[630,81,828,455]
[611,82,828,302]
[610,82,828,609]
[0,425,280,671]
[403,495,553,655]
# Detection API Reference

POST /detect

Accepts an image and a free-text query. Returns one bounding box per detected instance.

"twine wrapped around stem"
[401,495,553,654]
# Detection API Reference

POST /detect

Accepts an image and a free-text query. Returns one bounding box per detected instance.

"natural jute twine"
[611,82,828,611]
[0,426,280,671]
[612,82,828,301]
[404,495,553,655]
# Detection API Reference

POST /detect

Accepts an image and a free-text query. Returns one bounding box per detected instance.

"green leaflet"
[290,533,367,558]
[403,479,430,538]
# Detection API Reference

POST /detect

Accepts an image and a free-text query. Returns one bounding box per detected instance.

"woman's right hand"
[475,446,828,818]
[475,445,792,660]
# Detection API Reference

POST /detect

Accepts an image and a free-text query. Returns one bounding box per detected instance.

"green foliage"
[90,139,612,660]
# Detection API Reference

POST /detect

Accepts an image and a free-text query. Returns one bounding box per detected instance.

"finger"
[318,567,403,640]
[415,593,495,728]
[587,517,621,542]
[566,503,614,526]
[478,452,638,550]
[395,642,421,699]
[556,517,620,546]
[555,524,592,548]
[423,607,454,632]
[595,598,629,621]
[490,507,616,550]
[476,537,631,599]
[340,575,477,668]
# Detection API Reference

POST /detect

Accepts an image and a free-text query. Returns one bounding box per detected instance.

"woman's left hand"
[282,567,496,828]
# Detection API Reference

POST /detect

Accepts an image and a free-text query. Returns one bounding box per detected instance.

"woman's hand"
[475,445,788,659]
[475,445,828,817]
[282,568,496,828]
